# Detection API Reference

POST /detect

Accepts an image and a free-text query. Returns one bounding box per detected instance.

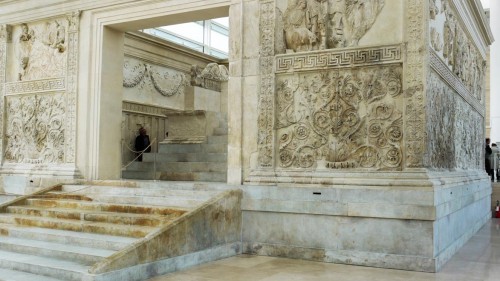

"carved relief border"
[276,44,402,73]
[257,0,276,168]
[65,11,80,164]
[0,25,12,158]
[5,78,66,95]
[429,48,484,117]
[404,0,427,168]
[123,101,175,117]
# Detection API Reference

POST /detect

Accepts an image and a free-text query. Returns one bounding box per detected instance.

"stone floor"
[149,218,500,281]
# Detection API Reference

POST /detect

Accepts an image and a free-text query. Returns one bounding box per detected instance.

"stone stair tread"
[0,236,115,258]
[0,249,89,273]
[0,214,158,238]
[8,205,179,221]
[0,268,63,281]
[25,198,191,214]
[59,186,221,198]
[0,224,137,245]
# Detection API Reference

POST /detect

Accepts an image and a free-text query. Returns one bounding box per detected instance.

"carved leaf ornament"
[276,66,403,170]
[123,59,188,97]
[5,94,65,164]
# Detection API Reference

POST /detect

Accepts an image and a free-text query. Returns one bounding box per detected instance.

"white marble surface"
[148,218,500,281]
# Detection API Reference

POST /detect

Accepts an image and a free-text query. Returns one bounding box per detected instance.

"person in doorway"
[486,138,493,181]
[493,143,500,182]
[135,127,151,162]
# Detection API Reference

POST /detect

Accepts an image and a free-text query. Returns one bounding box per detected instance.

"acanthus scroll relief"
[276,65,403,170]
[426,71,482,170]
[15,20,68,81]
[276,0,385,53]
[428,0,486,103]
[5,93,66,164]
[123,57,188,97]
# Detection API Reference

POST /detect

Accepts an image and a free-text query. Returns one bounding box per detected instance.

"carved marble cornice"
[275,44,403,73]
[429,48,485,117]
[5,77,66,95]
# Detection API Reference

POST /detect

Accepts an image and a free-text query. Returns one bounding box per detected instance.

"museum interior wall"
[0,0,494,274]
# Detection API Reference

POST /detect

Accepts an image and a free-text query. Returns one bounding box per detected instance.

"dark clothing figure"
[135,128,151,162]
[486,138,493,181]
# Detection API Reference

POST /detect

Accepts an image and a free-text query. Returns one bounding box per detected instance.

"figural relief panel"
[123,57,189,97]
[13,19,68,82]
[4,93,66,164]
[276,65,403,170]
[276,0,385,53]
[426,71,482,170]
[428,0,486,103]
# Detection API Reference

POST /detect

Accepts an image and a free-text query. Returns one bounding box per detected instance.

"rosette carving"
[276,65,403,170]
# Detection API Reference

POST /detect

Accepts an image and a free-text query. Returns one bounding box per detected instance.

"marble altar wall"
[426,0,486,171]
[0,13,79,176]
[238,0,492,273]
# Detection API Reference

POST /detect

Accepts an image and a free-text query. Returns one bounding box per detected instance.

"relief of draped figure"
[282,0,385,52]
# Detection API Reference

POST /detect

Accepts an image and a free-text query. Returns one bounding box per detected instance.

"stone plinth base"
[243,170,491,272]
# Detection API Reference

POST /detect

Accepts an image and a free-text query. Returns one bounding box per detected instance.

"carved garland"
[404,0,426,168]
[257,0,276,168]
[123,60,188,97]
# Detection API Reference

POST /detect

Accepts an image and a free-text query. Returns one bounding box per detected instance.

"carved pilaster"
[257,0,276,168]
[65,11,80,163]
[0,25,12,159]
[404,0,427,168]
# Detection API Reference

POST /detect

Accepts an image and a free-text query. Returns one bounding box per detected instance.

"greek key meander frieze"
[5,77,66,95]
[5,93,66,164]
[275,44,402,73]
[276,65,403,170]
[429,49,484,117]
[428,0,486,104]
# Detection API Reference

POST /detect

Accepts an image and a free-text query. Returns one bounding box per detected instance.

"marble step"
[25,198,189,216]
[121,170,156,180]
[0,195,18,204]
[159,171,227,182]
[206,135,228,144]
[213,127,228,136]
[0,236,114,265]
[134,181,232,191]
[142,152,227,163]
[158,143,227,154]
[0,249,88,281]
[0,214,157,238]
[0,268,63,281]
[60,185,221,198]
[0,224,136,251]
[125,161,227,174]
[6,206,177,227]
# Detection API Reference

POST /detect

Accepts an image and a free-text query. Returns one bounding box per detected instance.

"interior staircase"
[122,114,228,182]
[0,181,241,281]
